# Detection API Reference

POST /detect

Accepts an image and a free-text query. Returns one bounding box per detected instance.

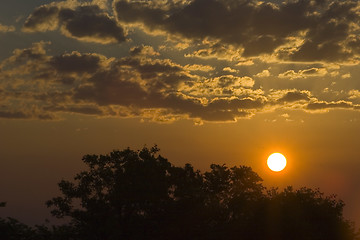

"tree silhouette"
[45,146,359,240]
[46,146,187,239]
[263,186,359,240]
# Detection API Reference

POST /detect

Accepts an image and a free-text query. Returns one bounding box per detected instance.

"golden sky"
[1,0,360,225]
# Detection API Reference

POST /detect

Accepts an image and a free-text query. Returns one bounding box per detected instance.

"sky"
[1,0,360,226]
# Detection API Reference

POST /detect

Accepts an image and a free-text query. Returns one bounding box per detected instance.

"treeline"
[1,146,359,240]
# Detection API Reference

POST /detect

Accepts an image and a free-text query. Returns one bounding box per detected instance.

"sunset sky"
[1,0,360,226]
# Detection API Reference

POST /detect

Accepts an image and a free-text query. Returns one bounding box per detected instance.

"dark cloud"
[0,109,54,120]
[129,45,160,57]
[278,91,310,103]
[49,51,105,73]
[0,110,28,119]
[58,76,76,85]
[73,56,189,106]
[288,37,351,62]
[23,5,59,32]
[70,54,263,122]
[24,4,126,44]
[306,101,354,110]
[44,105,104,115]
[115,0,360,62]
[74,76,148,106]
[59,5,126,43]
[206,97,264,112]
[34,91,72,104]
[242,35,283,57]
[145,93,259,122]
[117,56,187,87]
[157,94,262,121]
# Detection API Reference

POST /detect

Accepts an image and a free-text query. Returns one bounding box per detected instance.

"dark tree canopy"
[44,146,359,240]
[1,146,359,239]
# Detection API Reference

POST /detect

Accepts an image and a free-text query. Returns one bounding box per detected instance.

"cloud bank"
[114,0,360,63]
[1,41,359,122]
[2,0,360,122]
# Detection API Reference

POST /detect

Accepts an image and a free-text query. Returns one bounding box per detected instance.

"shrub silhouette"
[45,146,359,240]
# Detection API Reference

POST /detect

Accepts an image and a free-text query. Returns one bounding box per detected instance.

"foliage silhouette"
[1,146,359,239]
[44,146,359,240]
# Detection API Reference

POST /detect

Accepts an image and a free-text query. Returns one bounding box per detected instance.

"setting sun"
[267,153,287,172]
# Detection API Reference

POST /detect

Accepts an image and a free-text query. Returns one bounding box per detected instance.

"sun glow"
[267,153,287,172]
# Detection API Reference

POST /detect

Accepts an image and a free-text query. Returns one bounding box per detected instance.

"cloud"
[0,105,55,120]
[306,100,356,111]
[2,42,360,122]
[213,75,254,88]
[3,41,49,64]
[0,110,28,119]
[279,68,328,79]
[306,100,360,111]
[0,23,16,33]
[277,91,311,103]
[43,105,104,115]
[184,40,243,61]
[0,42,264,122]
[114,0,360,63]
[255,69,270,78]
[130,45,160,57]
[185,64,214,72]
[349,90,360,99]
[223,67,238,73]
[49,51,111,74]
[341,73,351,79]
[179,75,262,98]
[23,3,126,44]
[23,5,59,32]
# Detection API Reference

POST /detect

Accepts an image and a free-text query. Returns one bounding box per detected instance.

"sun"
[267,153,287,172]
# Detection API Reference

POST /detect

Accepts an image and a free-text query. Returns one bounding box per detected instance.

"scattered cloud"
[279,68,328,79]
[223,67,238,73]
[0,23,15,32]
[341,73,351,79]
[2,41,360,122]
[236,59,254,66]
[281,113,290,118]
[349,90,360,99]
[184,64,214,72]
[130,45,160,57]
[255,69,270,78]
